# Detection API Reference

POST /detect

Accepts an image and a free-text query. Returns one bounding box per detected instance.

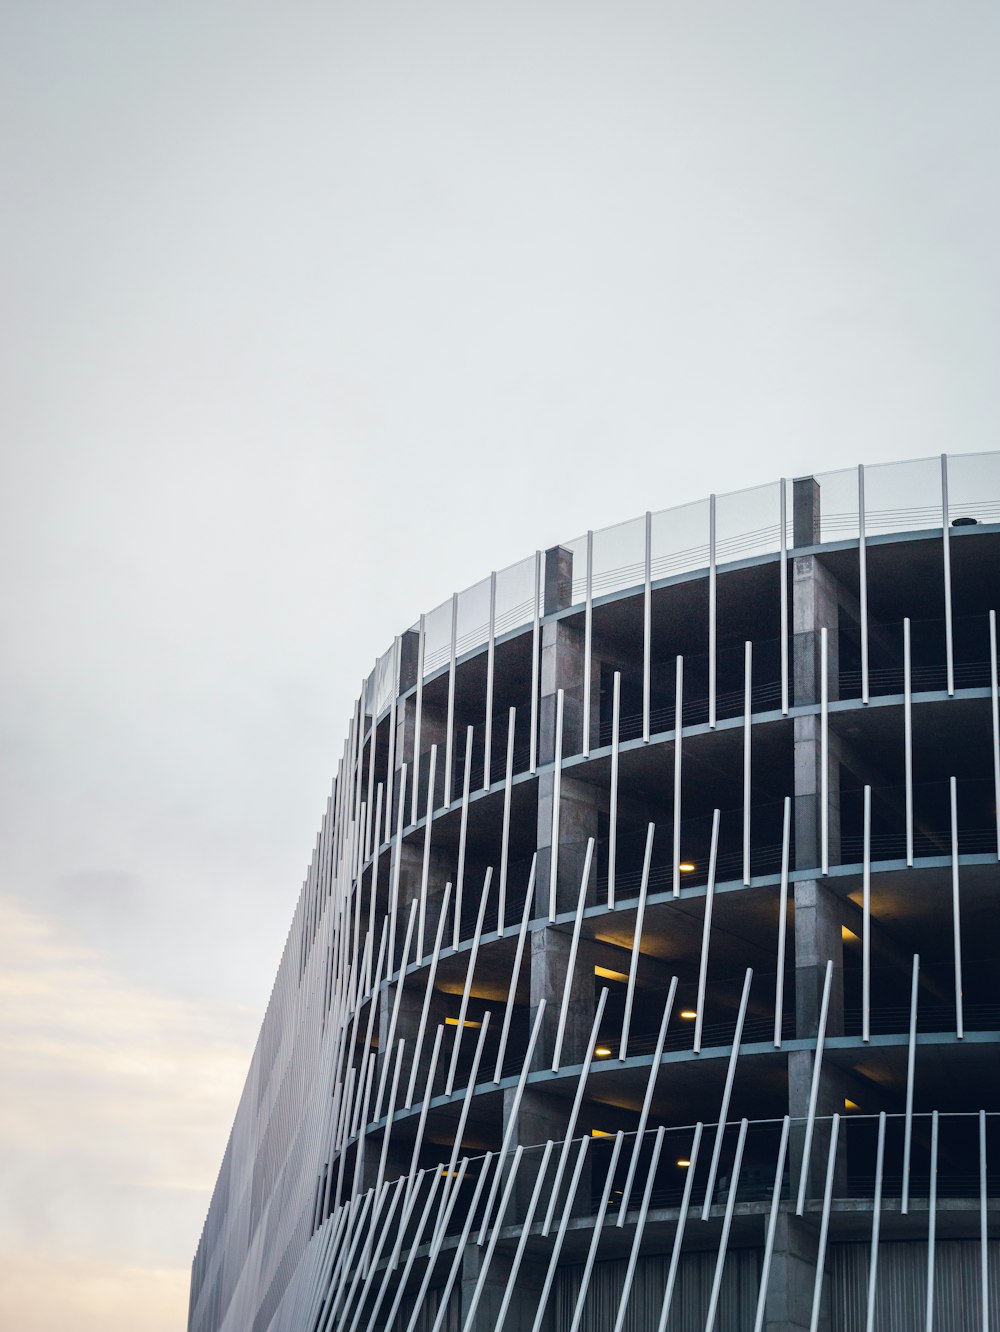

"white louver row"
[190,452,1000,1332]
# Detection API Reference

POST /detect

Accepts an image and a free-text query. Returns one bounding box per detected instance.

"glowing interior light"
[594,1045,613,1057]
[445,1017,482,1028]
[678,862,696,873]
[844,1098,860,1111]
[679,1010,697,1020]
[676,1158,691,1168]
[590,1128,613,1138]
[594,965,630,982]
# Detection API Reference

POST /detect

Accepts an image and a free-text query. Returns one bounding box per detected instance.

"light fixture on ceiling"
[594,965,630,982]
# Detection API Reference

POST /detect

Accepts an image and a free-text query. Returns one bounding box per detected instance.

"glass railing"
[814,466,861,543]
[592,513,647,599]
[358,452,998,713]
[371,639,399,717]
[422,597,453,677]
[494,554,537,638]
[455,574,492,660]
[949,449,1000,526]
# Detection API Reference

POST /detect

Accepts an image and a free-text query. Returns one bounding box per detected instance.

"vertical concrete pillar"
[536,774,603,917]
[792,880,844,1037]
[461,1247,549,1331]
[396,840,454,954]
[394,695,417,804]
[789,477,850,1207]
[377,977,449,1109]
[543,544,573,617]
[506,1085,566,1147]
[538,543,583,762]
[502,1083,587,1217]
[763,1211,825,1332]
[792,560,841,706]
[792,539,845,1044]
[535,542,605,916]
[393,629,422,832]
[398,628,421,696]
[532,744,599,1091]
[375,841,453,1101]
[393,689,450,827]
[527,925,595,1072]
[792,475,845,1033]
[538,619,585,763]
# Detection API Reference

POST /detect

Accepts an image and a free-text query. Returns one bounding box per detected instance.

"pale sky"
[2,3,999,1328]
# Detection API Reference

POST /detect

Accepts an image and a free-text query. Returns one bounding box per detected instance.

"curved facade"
[189,453,1000,1332]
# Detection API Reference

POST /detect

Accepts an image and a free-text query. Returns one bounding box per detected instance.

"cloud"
[0,894,256,1327]
[0,1253,189,1332]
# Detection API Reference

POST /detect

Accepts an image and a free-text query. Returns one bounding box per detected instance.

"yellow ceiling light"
[594,965,630,982]
[594,1045,613,1057]
[590,1128,613,1138]
[844,1098,860,1111]
[445,1017,482,1028]
[679,1010,697,1020]
[678,862,696,873]
[436,980,510,1000]
[676,1158,691,1168]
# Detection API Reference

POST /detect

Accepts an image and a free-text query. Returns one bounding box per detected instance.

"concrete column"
[398,627,421,695]
[527,925,596,1073]
[356,1056,412,1190]
[374,840,453,1100]
[790,484,850,1213]
[793,715,842,876]
[763,1210,826,1332]
[502,1083,587,1218]
[534,556,605,914]
[792,543,845,1044]
[506,1085,567,1149]
[538,619,586,762]
[377,973,449,1103]
[395,840,454,955]
[394,694,417,793]
[394,689,448,816]
[793,879,844,1038]
[792,554,841,707]
[461,1246,549,1331]
[793,475,822,551]
[536,773,603,918]
[544,544,573,616]
[787,1046,852,1205]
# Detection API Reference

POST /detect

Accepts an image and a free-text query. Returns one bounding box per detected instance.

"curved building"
[189,453,1000,1332]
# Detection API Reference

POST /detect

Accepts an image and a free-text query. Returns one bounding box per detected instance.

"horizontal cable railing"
[349,1111,1000,1262]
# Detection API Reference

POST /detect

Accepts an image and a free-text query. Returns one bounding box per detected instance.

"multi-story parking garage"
[189,453,1000,1332]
